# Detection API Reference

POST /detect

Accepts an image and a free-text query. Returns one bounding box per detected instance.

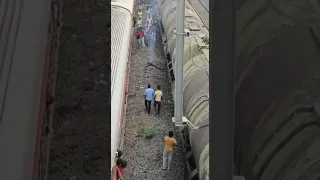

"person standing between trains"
[140,29,146,47]
[138,2,143,11]
[154,85,163,115]
[146,15,152,27]
[152,19,157,41]
[116,149,123,161]
[146,3,152,13]
[133,16,136,27]
[162,131,177,170]
[152,25,156,44]
[135,29,141,45]
[137,17,143,31]
[145,25,153,47]
[144,84,154,115]
[146,6,150,18]
[137,10,143,19]
[116,159,128,180]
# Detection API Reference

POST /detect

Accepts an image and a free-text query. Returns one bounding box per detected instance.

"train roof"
[111,0,134,15]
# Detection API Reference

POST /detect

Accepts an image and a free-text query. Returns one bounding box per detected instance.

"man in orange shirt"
[162,131,177,170]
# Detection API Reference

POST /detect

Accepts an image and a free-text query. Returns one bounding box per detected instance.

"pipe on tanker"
[210,0,236,179]
[174,0,185,123]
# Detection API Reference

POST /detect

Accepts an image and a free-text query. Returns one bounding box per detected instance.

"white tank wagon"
[157,0,209,179]
[111,0,134,179]
[159,0,320,180]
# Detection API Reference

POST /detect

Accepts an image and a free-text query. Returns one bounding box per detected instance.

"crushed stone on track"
[121,2,186,180]
[47,0,111,180]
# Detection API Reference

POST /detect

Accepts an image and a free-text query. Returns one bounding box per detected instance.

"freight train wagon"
[0,0,53,180]
[158,0,210,179]
[110,0,134,179]
[159,0,320,180]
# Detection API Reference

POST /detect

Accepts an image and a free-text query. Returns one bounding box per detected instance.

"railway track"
[188,0,209,29]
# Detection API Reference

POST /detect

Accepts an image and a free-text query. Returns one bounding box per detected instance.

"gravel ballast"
[47,0,110,179]
[121,2,186,180]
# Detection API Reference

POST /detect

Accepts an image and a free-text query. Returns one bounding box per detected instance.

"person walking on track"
[144,84,154,115]
[154,84,163,115]
[162,131,177,170]
[145,25,153,47]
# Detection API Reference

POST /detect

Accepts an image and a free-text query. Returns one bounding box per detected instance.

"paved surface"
[188,0,209,28]
[0,0,50,179]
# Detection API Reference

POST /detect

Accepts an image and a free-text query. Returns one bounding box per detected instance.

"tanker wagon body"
[110,0,134,179]
[234,0,320,179]
[159,0,320,180]
[158,0,209,179]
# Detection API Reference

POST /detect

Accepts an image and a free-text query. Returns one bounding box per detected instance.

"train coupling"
[172,116,198,129]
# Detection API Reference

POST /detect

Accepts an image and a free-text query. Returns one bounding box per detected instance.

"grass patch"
[138,127,155,139]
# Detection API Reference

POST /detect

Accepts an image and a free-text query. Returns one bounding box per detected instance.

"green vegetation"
[138,127,154,139]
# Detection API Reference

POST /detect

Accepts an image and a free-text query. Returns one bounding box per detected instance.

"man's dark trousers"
[145,100,152,114]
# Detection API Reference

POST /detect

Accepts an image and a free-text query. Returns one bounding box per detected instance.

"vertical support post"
[210,0,235,179]
[174,0,185,124]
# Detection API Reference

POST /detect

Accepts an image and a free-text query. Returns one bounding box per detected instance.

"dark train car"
[234,1,320,179]
[0,0,59,180]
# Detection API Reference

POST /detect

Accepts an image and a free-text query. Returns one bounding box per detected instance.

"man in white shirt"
[146,16,152,27]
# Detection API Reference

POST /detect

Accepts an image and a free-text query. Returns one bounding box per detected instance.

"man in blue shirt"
[144,84,154,114]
